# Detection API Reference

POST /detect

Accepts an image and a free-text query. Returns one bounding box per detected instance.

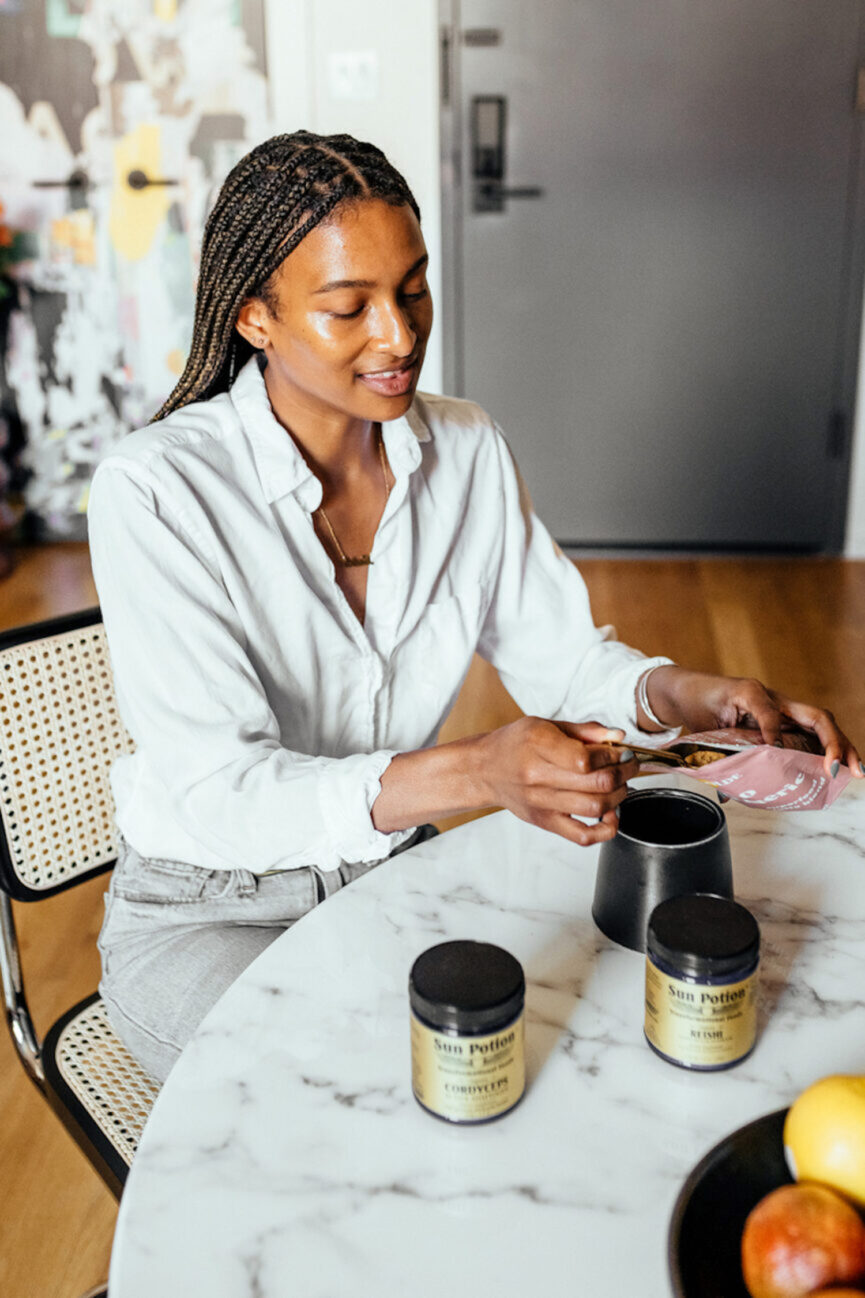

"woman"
[88,131,862,1082]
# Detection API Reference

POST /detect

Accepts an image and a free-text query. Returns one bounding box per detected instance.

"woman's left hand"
[644,665,864,780]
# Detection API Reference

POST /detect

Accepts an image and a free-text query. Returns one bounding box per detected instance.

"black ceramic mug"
[591,787,733,952]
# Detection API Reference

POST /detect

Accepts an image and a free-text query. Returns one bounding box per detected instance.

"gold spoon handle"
[600,741,685,767]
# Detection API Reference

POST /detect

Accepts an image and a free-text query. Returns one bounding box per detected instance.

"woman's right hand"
[474,717,641,846]
[373,717,641,842]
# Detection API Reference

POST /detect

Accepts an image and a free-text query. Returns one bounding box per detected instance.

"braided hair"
[153,131,421,421]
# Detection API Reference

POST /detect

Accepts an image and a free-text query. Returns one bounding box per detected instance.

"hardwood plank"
[0,543,98,632]
[0,1065,115,1298]
[697,559,865,742]
[580,558,721,671]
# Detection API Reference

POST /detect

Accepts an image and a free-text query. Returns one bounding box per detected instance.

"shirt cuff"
[314,749,413,872]
[611,655,682,748]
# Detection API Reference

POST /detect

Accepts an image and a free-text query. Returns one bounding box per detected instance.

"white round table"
[109,775,865,1297]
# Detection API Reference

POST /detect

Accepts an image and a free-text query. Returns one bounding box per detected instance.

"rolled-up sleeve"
[88,462,403,873]
[477,426,680,747]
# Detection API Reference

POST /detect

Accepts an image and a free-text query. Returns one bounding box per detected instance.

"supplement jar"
[409,939,525,1123]
[644,893,760,1071]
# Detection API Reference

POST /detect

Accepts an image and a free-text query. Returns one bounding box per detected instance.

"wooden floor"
[1,543,864,1297]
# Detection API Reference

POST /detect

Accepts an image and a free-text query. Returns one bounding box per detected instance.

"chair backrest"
[0,608,134,901]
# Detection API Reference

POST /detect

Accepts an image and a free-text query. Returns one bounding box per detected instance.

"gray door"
[449,0,865,548]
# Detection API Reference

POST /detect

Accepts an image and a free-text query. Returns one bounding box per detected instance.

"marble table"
[109,775,865,1298]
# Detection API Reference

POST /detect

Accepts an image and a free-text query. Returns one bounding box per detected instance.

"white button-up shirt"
[87,356,675,874]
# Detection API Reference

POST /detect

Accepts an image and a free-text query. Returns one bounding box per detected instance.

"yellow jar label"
[410,1011,525,1122]
[644,958,758,1067]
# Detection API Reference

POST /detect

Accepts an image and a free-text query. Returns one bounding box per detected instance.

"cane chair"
[0,607,160,1207]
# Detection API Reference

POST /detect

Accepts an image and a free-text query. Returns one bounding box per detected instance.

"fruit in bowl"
[741,1183,865,1298]
[784,1076,865,1208]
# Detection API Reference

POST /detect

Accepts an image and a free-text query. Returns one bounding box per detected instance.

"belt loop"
[238,870,257,898]
[309,865,330,905]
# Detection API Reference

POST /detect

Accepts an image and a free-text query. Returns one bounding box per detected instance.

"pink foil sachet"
[641,728,852,811]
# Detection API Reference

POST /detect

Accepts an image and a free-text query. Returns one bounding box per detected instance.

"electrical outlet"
[327,50,379,102]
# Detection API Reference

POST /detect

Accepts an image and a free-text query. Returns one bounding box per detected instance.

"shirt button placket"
[368,655,384,749]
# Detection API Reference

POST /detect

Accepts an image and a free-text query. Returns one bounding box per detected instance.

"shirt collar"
[230,355,431,508]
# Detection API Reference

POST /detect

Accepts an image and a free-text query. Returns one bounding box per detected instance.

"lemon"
[784,1075,865,1208]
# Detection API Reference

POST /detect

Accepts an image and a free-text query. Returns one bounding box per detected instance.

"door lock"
[470,95,544,212]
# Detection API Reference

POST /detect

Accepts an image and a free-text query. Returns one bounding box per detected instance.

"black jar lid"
[409,940,525,1033]
[647,893,760,978]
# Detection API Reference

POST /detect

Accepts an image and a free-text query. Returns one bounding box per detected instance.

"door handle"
[470,96,543,212]
[126,169,178,190]
[478,181,544,202]
[32,169,92,190]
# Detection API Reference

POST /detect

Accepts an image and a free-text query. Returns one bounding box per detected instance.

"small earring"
[257,337,266,348]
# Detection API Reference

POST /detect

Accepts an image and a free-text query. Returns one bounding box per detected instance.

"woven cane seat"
[43,994,160,1176]
[0,620,134,895]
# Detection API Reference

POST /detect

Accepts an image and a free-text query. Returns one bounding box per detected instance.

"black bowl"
[669,1108,792,1297]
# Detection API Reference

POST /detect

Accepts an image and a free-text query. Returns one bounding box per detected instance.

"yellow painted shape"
[51,217,73,249]
[166,347,186,375]
[70,211,96,266]
[110,124,172,262]
[154,0,177,20]
[77,485,90,513]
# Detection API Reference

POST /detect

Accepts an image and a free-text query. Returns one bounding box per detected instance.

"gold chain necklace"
[316,427,391,568]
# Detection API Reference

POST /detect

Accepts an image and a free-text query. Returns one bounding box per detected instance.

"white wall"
[263,0,443,393]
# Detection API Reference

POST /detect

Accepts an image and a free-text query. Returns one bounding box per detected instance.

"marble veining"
[109,776,865,1298]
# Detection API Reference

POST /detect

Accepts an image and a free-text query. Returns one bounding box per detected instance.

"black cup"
[591,787,733,952]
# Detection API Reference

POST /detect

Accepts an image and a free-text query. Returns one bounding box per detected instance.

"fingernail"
[619,748,635,763]
[614,805,620,819]
[830,759,840,779]
[718,792,729,804]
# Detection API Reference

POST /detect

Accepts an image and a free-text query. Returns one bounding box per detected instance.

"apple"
[785,1076,865,1208]
[741,1183,865,1298]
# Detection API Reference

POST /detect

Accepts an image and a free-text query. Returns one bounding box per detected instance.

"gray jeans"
[98,827,437,1084]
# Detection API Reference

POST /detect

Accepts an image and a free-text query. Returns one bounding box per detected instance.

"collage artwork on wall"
[0,0,272,539]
